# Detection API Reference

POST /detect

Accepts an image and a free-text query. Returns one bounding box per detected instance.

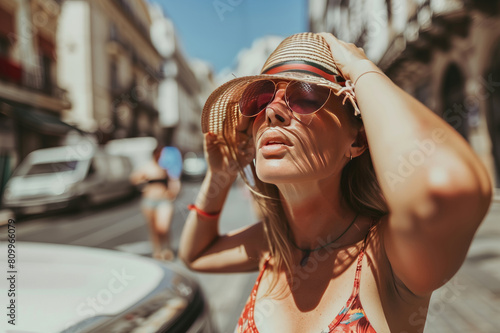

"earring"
[350,152,353,161]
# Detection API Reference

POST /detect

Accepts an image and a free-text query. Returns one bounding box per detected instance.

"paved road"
[1,182,499,332]
[0,180,258,333]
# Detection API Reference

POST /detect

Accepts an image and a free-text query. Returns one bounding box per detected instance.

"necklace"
[289,212,360,267]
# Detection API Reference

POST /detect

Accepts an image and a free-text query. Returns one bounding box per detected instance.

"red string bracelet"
[187,204,221,218]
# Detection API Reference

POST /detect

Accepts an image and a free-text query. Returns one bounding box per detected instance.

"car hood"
[1,242,164,333]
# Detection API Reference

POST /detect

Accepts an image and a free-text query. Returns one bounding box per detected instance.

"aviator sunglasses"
[239,80,332,118]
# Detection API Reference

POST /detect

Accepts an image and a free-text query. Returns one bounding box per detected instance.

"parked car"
[1,145,135,216]
[0,242,215,332]
[181,152,207,181]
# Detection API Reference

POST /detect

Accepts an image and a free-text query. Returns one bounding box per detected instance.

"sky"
[151,0,308,74]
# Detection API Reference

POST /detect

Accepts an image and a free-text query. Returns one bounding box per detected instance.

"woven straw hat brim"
[201,71,344,135]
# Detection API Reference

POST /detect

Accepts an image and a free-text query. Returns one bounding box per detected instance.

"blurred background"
[0,0,499,332]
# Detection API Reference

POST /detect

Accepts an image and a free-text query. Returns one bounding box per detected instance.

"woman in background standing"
[130,147,181,260]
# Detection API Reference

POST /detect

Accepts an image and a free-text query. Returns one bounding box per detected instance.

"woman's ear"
[351,126,368,158]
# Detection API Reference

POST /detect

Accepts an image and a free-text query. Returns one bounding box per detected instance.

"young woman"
[179,33,492,332]
[130,147,180,260]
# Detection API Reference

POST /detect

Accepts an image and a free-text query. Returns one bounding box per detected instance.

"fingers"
[318,32,352,79]
[205,132,226,146]
[205,129,255,168]
[318,32,339,45]
[318,32,346,55]
[204,132,226,157]
[318,32,364,55]
[317,32,371,81]
[236,115,251,132]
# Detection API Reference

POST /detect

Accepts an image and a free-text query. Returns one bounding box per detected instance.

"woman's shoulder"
[244,220,273,272]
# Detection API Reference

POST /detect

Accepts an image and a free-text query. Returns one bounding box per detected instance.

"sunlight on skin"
[250,90,355,186]
[245,88,367,242]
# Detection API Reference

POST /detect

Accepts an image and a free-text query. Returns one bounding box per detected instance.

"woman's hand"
[318,32,380,83]
[203,128,255,181]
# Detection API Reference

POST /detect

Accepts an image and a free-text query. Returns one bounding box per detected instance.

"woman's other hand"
[318,32,380,83]
[204,132,255,183]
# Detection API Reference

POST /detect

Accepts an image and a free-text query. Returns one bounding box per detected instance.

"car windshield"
[25,161,79,175]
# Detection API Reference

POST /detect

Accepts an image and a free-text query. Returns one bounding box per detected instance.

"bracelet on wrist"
[354,70,386,87]
[187,204,221,219]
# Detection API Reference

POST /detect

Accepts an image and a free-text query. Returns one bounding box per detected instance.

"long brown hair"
[223,97,389,293]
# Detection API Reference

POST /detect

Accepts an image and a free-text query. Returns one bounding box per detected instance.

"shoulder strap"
[247,255,271,309]
[351,219,376,296]
[254,255,271,288]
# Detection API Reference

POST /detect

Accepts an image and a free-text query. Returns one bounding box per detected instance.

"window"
[26,161,79,175]
[0,37,9,57]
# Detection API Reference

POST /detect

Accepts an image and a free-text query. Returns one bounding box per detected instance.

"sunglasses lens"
[239,80,276,117]
[286,81,331,115]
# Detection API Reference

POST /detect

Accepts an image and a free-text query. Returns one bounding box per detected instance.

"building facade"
[0,0,73,195]
[57,0,163,144]
[310,0,500,186]
[149,3,213,154]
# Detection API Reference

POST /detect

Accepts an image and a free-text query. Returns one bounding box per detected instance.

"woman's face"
[251,81,358,184]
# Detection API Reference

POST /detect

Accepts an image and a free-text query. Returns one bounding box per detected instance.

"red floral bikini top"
[236,238,376,333]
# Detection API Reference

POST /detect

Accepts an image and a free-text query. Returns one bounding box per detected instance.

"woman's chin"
[258,174,296,184]
[256,163,303,184]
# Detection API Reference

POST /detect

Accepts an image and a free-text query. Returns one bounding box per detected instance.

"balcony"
[107,34,162,82]
[0,56,22,85]
[112,0,151,42]
[379,0,473,71]
[0,57,71,112]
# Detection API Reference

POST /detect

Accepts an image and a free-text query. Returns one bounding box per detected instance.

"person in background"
[130,147,181,260]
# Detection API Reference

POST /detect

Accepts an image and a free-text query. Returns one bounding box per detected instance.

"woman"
[130,147,180,260]
[179,33,492,332]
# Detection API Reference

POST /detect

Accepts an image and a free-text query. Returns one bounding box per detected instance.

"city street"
[0,179,259,333]
[0,180,499,332]
[1,1,500,333]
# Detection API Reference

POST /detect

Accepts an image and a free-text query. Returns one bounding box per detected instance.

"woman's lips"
[259,142,291,157]
[257,130,293,157]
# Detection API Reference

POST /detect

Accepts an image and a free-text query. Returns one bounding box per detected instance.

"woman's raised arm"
[320,33,493,295]
[178,132,266,273]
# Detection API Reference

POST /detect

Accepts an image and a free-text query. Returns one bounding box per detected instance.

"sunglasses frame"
[238,79,332,119]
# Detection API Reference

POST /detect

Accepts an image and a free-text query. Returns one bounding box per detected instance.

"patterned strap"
[249,256,271,306]
[352,247,365,296]
[351,217,377,296]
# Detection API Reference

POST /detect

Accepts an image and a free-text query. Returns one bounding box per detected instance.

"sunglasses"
[239,80,332,118]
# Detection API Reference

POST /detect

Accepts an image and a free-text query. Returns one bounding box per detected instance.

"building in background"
[57,0,163,144]
[149,3,213,154]
[0,0,74,196]
[310,0,500,186]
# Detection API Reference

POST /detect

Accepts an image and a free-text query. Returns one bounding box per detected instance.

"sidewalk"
[424,199,500,332]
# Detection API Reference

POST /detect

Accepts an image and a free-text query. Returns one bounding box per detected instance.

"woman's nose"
[265,84,291,126]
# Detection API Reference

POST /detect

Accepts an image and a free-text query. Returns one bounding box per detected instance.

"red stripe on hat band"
[263,63,338,83]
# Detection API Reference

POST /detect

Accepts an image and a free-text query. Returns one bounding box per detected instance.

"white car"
[2,145,135,216]
[181,152,207,181]
[0,242,215,332]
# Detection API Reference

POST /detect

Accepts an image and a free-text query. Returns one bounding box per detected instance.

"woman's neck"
[277,177,359,250]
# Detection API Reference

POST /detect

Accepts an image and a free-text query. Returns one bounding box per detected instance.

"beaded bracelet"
[187,204,221,218]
